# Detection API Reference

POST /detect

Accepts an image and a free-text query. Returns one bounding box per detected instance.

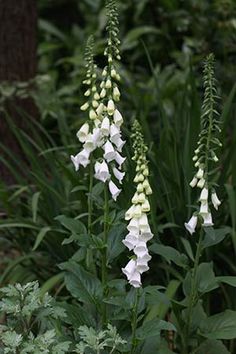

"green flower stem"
[183,228,204,354]
[131,288,140,354]
[101,183,109,326]
[86,159,96,274]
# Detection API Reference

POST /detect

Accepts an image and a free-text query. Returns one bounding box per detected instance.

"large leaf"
[183,262,218,296]
[55,215,87,234]
[195,339,230,354]
[150,244,188,268]
[107,223,126,262]
[202,227,230,249]
[200,310,236,340]
[217,276,236,287]
[60,261,102,306]
[136,318,176,340]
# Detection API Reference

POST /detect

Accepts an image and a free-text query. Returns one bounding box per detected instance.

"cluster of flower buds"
[71,1,126,201]
[185,54,222,235]
[122,120,153,287]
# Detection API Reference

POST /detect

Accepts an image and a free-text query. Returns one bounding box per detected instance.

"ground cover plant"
[1,0,236,353]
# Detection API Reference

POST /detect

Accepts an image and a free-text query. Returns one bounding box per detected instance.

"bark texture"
[0,0,37,183]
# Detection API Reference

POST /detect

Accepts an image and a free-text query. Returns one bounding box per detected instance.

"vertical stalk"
[131,288,140,354]
[101,183,109,326]
[183,228,204,353]
[86,160,95,273]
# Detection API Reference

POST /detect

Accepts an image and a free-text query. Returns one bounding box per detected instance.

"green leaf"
[217,276,236,287]
[55,215,87,234]
[200,310,236,339]
[136,318,176,340]
[107,224,126,262]
[31,191,41,223]
[60,261,102,306]
[150,244,188,268]
[202,227,230,249]
[195,339,230,354]
[183,262,218,296]
[32,226,51,250]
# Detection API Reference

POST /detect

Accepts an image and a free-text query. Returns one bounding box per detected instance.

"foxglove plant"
[185,53,222,235]
[122,120,153,288]
[71,0,126,201]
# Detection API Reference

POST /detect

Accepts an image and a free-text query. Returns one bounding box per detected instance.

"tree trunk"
[0,0,37,183]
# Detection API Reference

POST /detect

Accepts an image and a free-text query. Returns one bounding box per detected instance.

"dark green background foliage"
[0,0,236,353]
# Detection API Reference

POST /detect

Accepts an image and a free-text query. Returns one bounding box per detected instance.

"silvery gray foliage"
[0,282,70,354]
[74,324,126,354]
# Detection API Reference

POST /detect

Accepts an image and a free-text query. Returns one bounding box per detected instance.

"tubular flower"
[122,120,153,288]
[185,54,222,235]
[71,1,125,201]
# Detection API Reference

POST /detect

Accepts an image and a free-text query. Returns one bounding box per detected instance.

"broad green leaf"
[107,224,126,262]
[217,276,236,287]
[195,339,230,354]
[200,310,236,340]
[150,244,188,268]
[55,215,87,234]
[136,318,176,340]
[183,262,218,296]
[202,227,230,249]
[60,261,102,305]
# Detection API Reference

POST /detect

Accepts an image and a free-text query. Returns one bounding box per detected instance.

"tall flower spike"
[122,120,153,288]
[185,54,222,235]
[71,3,125,201]
[71,36,102,171]
[93,0,125,200]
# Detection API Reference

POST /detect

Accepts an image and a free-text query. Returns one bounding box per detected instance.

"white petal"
[71,155,80,171]
[113,167,125,184]
[114,109,123,126]
[94,160,110,183]
[72,149,90,168]
[200,201,208,215]
[122,259,136,278]
[110,124,121,144]
[134,241,148,258]
[125,205,136,220]
[211,192,221,210]
[138,214,149,232]
[129,271,141,288]
[122,233,139,250]
[190,176,198,188]
[140,231,153,242]
[76,123,89,143]
[197,178,205,189]
[103,141,116,162]
[202,212,214,227]
[114,152,126,168]
[127,218,139,233]
[108,180,121,201]
[114,138,126,152]
[84,134,95,152]
[101,116,110,136]
[196,168,204,179]
[184,214,198,235]
[200,187,208,201]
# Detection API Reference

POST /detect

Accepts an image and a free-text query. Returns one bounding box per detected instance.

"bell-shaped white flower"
[134,241,149,258]
[136,257,150,274]
[197,178,205,189]
[141,199,150,212]
[76,123,89,143]
[138,213,149,232]
[108,180,121,201]
[91,127,103,148]
[127,218,139,233]
[94,160,110,183]
[114,137,126,152]
[103,141,116,162]
[140,230,153,242]
[114,109,123,126]
[211,191,221,210]
[113,167,125,184]
[107,99,115,115]
[200,200,208,215]
[184,214,198,235]
[110,124,121,144]
[122,259,136,278]
[101,116,110,136]
[84,133,95,152]
[202,212,214,227]
[114,152,126,168]
[122,233,139,250]
[129,271,141,288]
[71,149,90,170]
[196,167,204,179]
[189,176,198,188]
[200,187,208,201]
[125,205,136,221]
